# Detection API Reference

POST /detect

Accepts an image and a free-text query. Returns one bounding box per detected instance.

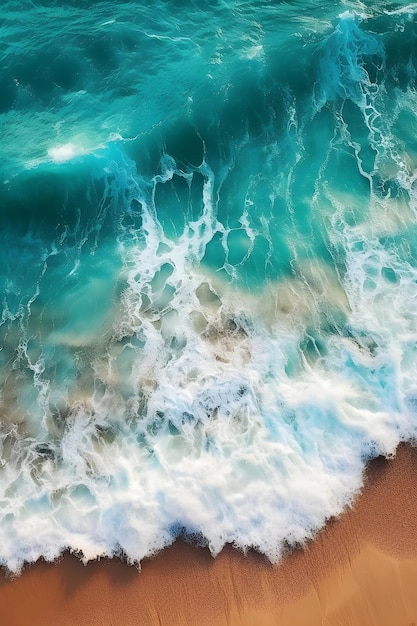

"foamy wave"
[1,8,417,574]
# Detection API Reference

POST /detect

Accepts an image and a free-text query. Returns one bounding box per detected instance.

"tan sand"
[1,443,417,626]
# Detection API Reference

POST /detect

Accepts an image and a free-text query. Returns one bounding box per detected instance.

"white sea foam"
[1,136,417,574]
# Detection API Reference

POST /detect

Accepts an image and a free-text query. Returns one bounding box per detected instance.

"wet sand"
[1,443,417,626]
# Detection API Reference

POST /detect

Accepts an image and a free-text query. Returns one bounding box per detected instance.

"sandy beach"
[1,443,417,626]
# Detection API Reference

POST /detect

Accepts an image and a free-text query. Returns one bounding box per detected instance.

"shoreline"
[1,443,417,625]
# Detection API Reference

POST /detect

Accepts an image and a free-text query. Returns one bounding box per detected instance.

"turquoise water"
[2,0,417,572]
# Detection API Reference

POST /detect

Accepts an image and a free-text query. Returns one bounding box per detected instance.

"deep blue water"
[1,0,417,572]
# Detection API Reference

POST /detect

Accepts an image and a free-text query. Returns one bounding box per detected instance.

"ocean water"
[1,0,417,573]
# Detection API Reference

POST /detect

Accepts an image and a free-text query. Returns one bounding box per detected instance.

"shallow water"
[1,0,417,572]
